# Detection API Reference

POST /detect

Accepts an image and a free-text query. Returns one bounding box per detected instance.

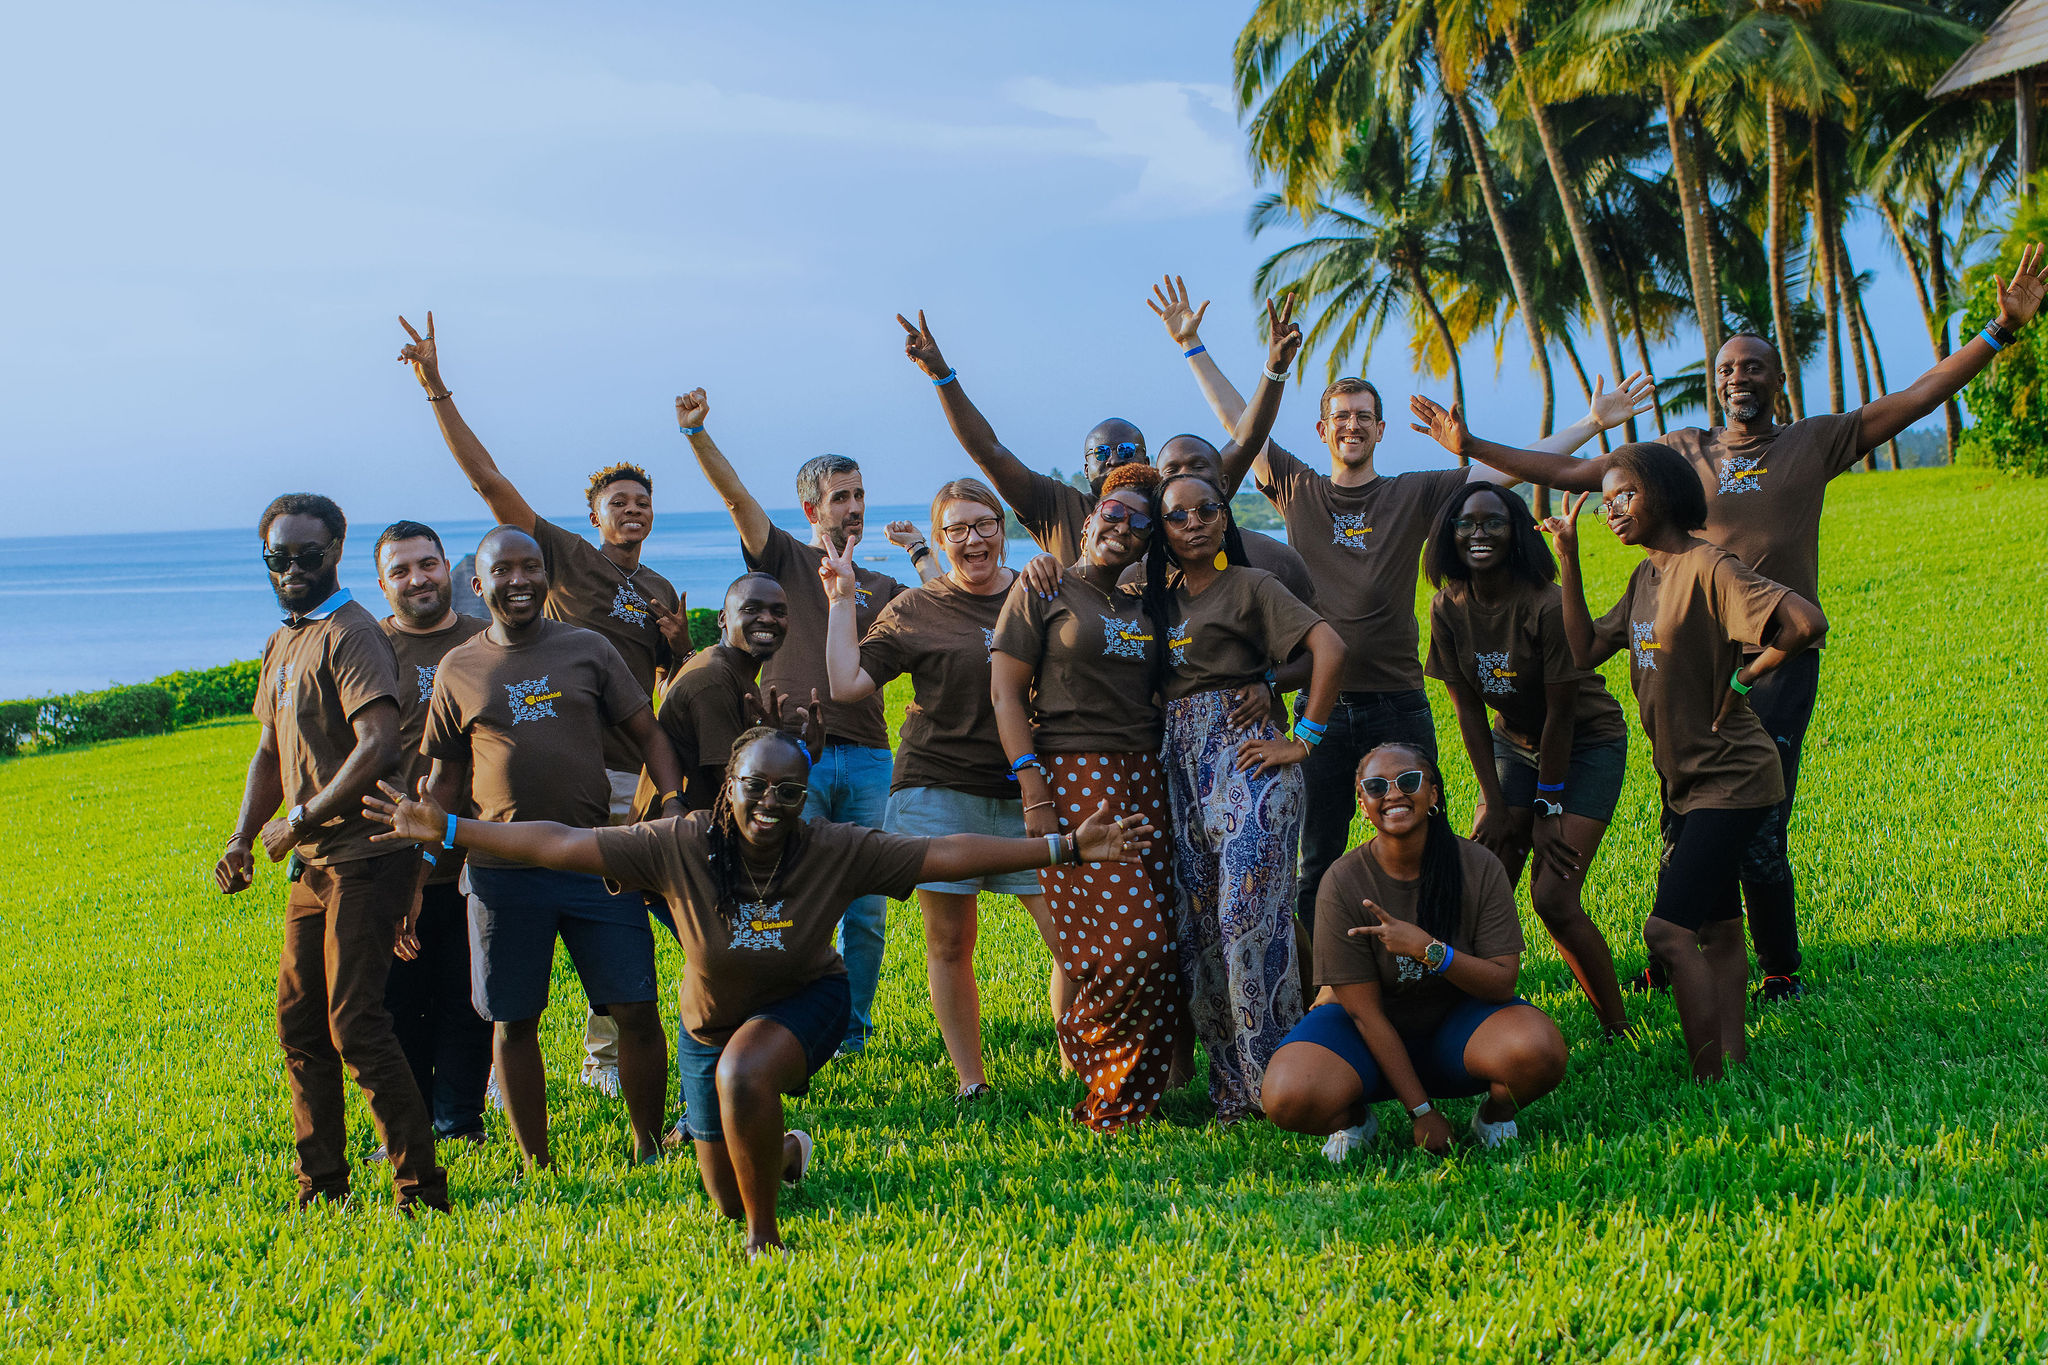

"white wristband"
[1045,833,1064,866]
[1262,365,1289,383]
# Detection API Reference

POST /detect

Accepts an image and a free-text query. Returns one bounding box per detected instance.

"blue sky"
[0,0,1952,538]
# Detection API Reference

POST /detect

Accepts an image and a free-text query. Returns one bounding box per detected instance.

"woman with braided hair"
[365,726,1154,1254]
[1146,469,1347,1123]
[1263,743,1567,1160]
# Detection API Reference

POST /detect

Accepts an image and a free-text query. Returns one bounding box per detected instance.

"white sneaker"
[485,1069,505,1112]
[783,1129,813,1185]
[1320,1113,1379,1163]
[580,1060,622,1098]
[1470,1107,1519,1149]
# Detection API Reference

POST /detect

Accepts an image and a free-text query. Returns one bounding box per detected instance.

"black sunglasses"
[1162,500,1226,526]
[262,542,334,574]
[1359,770,1426,799]
[1096,504,1153,532]
[1086,442,1143,462]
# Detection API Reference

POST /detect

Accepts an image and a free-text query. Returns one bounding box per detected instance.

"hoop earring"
[1429,803,1442,816]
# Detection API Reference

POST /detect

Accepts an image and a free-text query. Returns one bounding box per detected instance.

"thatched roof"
[1932,0,2048,98]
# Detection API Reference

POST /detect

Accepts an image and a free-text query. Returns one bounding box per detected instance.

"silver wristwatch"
[287,804,307,833]
[1408,1100,1433,1118]
[1534,798,1564,819]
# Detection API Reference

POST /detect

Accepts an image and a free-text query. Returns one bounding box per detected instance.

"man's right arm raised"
[397,313,540,532]
[675,387,773,562]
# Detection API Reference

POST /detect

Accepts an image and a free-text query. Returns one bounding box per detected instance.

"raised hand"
[214,838,254,895]
[884,521,927,553]
[1072,800,1155,865]
[1587,372,1657,432]
[897,310,949,381]
[646,594,693,659]
[1148,274,1210,349]
[1993,241,2047,329]
[1408,394,1470,458]
[1265,294,1302,374]
[817,537,859,604]
[363,778,451,845]
[397,313,443,393]
[676,387,709,431]
[1344,900,1433,961]
[1541,491,1592,555]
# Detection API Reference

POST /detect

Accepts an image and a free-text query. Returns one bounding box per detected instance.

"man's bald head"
[475,524,542,573]
[721,572,789,658]
[1156,434,1223,486]
[473,525,548,630]
[1082,418,1148,493]
[1713,334,1784,425]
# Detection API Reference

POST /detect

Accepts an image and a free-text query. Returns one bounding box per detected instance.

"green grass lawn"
[4,466,2045,1361]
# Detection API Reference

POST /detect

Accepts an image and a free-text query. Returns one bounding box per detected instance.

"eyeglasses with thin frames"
[1162,501,1226,527]
[731,775,810,806]
[940,517,1005,544]
[1602,490,1638,516]
[1452,515,1510,537]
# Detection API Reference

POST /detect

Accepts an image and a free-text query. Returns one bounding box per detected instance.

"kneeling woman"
[1264,744,1567,1157]
[366,727,1151,1252]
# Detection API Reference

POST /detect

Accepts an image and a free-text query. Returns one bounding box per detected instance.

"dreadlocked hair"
[1141,472,1248,699]
[1359,742,1464,945]
[706,727,811,908]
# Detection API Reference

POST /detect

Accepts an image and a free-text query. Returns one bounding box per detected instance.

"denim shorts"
[882,784,1040,896]
[677,973,852,1142]
[1492,732,1629,823]
[463,865,659,1022]
[1282,996,1533,1102]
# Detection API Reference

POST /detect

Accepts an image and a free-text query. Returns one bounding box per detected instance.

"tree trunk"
[1665,79,1722,425]
[1514,30,1635,442]
[1814,129,1846,417]
[1836,228,1877,470]
[1854,289,1902,469]
[1406,257,1468,431]
[1615,238,1668,433]
[1922,183,1959,463]
[1765,93,1806,420]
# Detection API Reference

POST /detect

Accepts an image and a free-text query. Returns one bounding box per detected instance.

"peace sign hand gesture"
[1541,492,1593,556]
[1265,294,1302,375]
[817,537,860,604]
[897,311,949,382]
[1345,900,1433,961]
[1148,274,1209,348]
[1994,241,2048,330]
[747,684,825,757]
[397,313,444,393]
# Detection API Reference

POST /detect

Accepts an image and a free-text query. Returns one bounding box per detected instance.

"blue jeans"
[1294,690,1438,931]
[803,743,893,1047]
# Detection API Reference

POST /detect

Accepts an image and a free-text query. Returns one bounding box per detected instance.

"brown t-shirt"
[1165,566,1323,703]
[631,643,761,818]
[1590,541,1789,813]
[1009,471,1096,566]
[423,618,651,868]
[1662,413,1861,614]
[594,814,929,1045]
[991,563,1160,756]
[1313,838,1525,1037]
[380,612,490,883]
[745,524,903,750]
[859,574,1014,798]
[529,517,680,772]
[1117,527,1318,611]
[253,595,402,867]
[1424,580,1626,751]
[1258,445,1473,692]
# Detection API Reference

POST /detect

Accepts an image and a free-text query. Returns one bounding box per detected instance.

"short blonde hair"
[930,477,1006,535]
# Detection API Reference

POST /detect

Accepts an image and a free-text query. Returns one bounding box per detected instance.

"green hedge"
[687,607,720,651]
[1958,188,2048,479]
[4,658,259,757]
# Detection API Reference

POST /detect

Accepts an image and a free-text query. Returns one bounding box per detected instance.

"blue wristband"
[442,814,458,851]
[678,425,705,435]
[1434,943,1456,976]
[1009,752,1040,774]
[1290,725,1323,748]
[1183,344,1207,359]
[1294,717,1328,737]
[932,369,958,386]
[1981,326,2006,353]
[419,849,437,868]
[1264,667,1278,685]
[1536,781,1565,793]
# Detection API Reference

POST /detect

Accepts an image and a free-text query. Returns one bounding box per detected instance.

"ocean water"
[0,507,973,698]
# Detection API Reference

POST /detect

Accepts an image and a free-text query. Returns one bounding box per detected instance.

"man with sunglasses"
[419,525,688,1170]
[214,493,446,1213]
[1148,274,1651,943]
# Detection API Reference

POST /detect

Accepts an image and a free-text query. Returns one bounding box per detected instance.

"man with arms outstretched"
[1408,242,2048,1000]
[676,389,905,1057]
[215,493,446,1212]
[396,313,689,1094]
[420,525,688,1168]
[1150,274,1651,939]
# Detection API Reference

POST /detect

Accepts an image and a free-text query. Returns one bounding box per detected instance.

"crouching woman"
[366,726,1153,1253]
[1262,744,1567,1159]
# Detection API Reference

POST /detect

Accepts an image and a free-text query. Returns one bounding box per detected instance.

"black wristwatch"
[1535,798,1564,819]
[1986,319,2019,348]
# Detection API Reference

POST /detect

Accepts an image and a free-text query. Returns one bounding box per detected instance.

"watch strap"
[1408,1100,1433,1118]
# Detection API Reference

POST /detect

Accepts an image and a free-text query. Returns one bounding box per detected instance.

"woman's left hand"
[1225,682,1275,730]
[1346,900,1433,961]
[1234,734,1309,776]
[1072,800,1155,864]
[363,779,449,845]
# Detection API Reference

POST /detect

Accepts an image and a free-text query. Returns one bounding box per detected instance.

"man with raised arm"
[422,525,688,1169]
[396,313,690,1095]
[214,493,445,1213]
[675,388,906,1057]
[1407,242,2048,1001]
[1148,274,1652,940]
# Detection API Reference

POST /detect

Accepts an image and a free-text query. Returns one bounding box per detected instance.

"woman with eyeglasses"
[989,464,1183,1131]
[1263,743,1567,1159]
[1142,471,1347,1122]
[1548,443,1824,1082]
[822,477,1062,1099]
[1422,484,1633,1036]
[365,726,1153,1252]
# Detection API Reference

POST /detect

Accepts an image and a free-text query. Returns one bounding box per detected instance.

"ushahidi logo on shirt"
[1631,622,1660,670]
[729,900,793,951]
[1475,651,1517,695]
[1330,514,1374,549]
[1718,452,1768,495]
[507,676,563,724]
[609,583,651,628]
[1101,617,1152,660]
[1168,620,1192,667]
[414,665,438,704]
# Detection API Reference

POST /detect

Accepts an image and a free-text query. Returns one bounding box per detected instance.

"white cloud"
[1004,78,1249,216]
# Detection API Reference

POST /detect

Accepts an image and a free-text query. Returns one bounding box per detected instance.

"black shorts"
[1493,731,1628,822]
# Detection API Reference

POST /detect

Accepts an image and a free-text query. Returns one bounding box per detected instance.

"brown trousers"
[278,852,448,1210]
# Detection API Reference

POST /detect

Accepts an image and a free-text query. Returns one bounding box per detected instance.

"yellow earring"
[1213,548,1229,571]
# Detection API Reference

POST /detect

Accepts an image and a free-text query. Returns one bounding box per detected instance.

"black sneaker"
[1621,967,1669,994]
[1756,973,1804,1003]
